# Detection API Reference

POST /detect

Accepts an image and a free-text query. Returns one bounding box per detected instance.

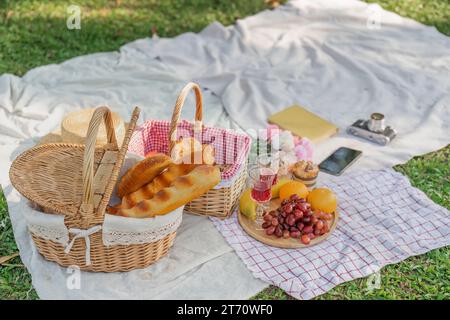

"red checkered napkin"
[127,119,251,181]
[212,169,450,300]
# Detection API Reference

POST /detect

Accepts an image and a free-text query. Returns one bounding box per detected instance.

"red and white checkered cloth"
[212,169,450,300]
[128,119,250,181]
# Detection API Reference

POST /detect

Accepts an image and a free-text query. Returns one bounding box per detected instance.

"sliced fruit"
[279,181,309,201]
[270,177,292,198]
[239,188,257,220]
[307,188,337,214]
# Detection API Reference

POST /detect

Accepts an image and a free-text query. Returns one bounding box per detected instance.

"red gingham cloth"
[127,119,250,181]
[212,169,450,299]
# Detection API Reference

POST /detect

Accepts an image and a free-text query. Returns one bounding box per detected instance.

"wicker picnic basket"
[127,82,251,219]
[9,106,180,272]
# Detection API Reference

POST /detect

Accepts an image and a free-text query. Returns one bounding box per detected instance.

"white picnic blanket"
[0,0,449,299]
[212,169,450,300]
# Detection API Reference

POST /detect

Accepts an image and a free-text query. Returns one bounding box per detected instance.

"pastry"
[171,137,215,165]
[116,165,221,218]
[117,153,172,197]
[201,143,215,165]
[291,160,319,188]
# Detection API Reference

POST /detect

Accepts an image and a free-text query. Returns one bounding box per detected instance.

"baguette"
[116,163,197,210]
[117,165,221,218]
[117,153,171,197]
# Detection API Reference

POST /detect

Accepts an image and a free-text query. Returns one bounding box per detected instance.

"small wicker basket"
[127,82,250,219]
[9,107,179,272]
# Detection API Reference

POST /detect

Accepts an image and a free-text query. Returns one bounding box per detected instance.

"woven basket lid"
[9,107,140,228]
[61,108,126,146]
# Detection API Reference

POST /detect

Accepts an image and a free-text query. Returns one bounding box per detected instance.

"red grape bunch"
[262,194,333,245]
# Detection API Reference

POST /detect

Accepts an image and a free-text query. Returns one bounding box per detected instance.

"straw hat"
[38,108,126,146]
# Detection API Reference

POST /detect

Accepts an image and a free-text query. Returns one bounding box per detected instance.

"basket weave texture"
[127,82,250,219]
[10,107,178,272]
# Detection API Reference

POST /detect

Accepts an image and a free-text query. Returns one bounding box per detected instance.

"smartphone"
[319,147,362,176]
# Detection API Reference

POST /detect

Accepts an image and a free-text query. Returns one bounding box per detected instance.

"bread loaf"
[117,153,171,197]
[201,144,215,165]
[171,137,215,165]
[117,165,221,218]
[118,163,196,209]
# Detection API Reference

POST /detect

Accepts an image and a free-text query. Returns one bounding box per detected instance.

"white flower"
[279,131,295,151]
[279,150,298,166]
[271,130,295,153]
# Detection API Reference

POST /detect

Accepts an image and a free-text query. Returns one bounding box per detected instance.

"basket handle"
[80,107,119,214]
[168,82,203,154]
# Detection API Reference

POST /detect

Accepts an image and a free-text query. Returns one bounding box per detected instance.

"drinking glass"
[248,166,276,228]
[256,152,280,185]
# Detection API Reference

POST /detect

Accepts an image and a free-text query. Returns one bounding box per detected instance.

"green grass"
[364,0,450,36]
[0,188,38,300]
[0,0,449,300]
[0,0,273,76]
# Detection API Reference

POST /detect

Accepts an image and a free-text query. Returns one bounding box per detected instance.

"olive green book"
[268,105,338,143]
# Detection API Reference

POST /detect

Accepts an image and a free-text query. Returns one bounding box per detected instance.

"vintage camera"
[347,113,397,145]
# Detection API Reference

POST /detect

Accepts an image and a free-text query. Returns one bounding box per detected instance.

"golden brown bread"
[117,153,171,197]
[201,144,215,165]
[171,137,215,165]
[116,165,221,218]
[116,163,197,210]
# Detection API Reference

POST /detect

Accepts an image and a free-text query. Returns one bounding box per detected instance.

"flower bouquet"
[249,124,314,175]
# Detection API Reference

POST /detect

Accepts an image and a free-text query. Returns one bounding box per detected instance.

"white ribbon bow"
[64,225,102,266]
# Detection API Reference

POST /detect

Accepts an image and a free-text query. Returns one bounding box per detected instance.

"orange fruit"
[279,181,309,201]
[307,188,337,213]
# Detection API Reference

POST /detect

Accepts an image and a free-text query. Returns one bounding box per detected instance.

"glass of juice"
[248,166,276,228]
[256,152,280,186]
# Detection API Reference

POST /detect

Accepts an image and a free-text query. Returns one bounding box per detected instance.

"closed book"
[268,105,338,143]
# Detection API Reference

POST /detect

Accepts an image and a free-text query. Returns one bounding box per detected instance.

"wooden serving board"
[238,198,339,249]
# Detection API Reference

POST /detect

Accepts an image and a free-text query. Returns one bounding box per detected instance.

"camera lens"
[371,113,384,120]
[368,113,385,132]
